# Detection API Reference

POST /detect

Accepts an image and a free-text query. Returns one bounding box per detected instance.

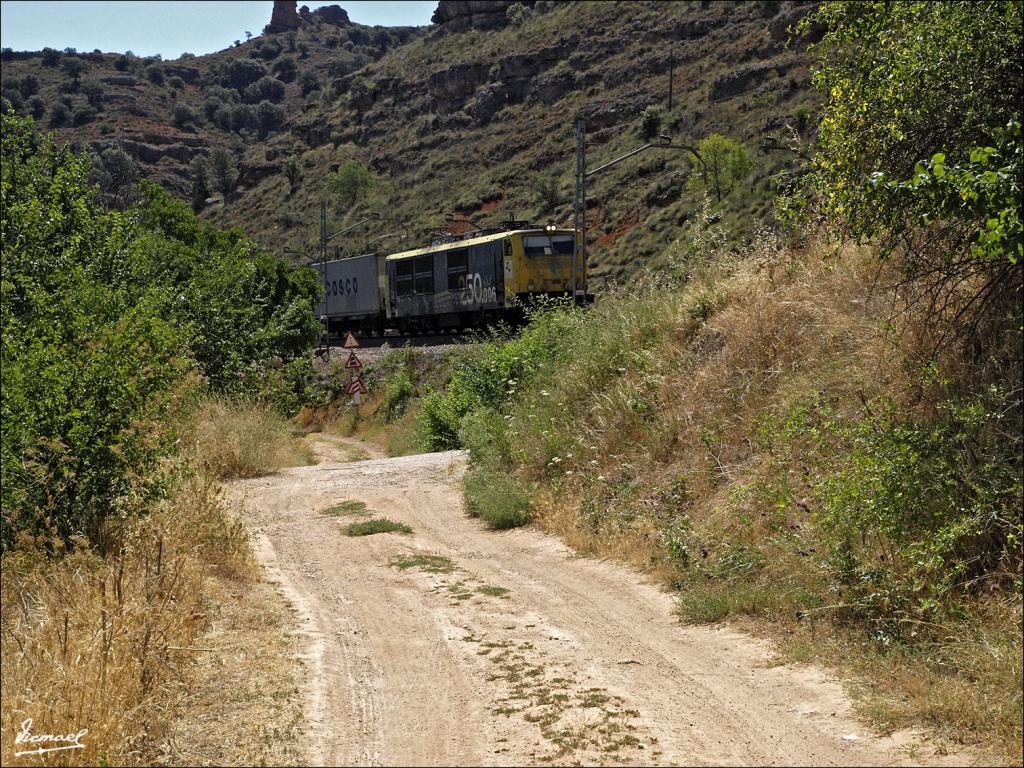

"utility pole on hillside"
[572,110,707,301]
[668,49,675,112]
[573,117,587,304]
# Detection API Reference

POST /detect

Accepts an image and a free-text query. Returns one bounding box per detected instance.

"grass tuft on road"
[323,500,370,516]
[343,518,412,536]
[477,585,511,598]
[390,553,455,573]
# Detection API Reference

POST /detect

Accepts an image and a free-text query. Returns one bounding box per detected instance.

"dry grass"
[185,397,312,479]
[0,478,259,766]
[152,563,303,767]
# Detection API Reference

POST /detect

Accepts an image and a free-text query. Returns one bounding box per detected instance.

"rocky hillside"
[1,0,822,281]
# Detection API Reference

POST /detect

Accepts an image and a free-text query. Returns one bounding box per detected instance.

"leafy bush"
[173,103,196,128]
[257,41,282,60]
[81,80,105,109]
[244,75,286,104]
[47,101,68,126]
[2,117,190,549]
[88,145,139,208]
[506,2,534,25]
[168,75,185,90]
[40,47,61,66]
[812,398,1021,635]
[272,56,297,83]
[18,74,38,97]
[640,105,662,140]
[255,100,286,137]
[114,54,131,71]
[144,63,164,85]
[802,0,1022,353]
[26,95,46,119]
[71,103,97,126]
[1,87,22,113]
[207,57,266,91]
[380,367,415,422]
[1,115,321,551]
[419,305,578,451]
[299,70,320,96]
[463,467,532,529]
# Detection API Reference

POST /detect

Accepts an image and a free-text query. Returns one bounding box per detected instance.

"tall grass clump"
[0,478,255,766]
[185,398,311,479]
[463,466,532,529]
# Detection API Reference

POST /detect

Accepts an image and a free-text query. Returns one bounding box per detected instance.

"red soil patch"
[479,196,505,214]
[596,212,639,247]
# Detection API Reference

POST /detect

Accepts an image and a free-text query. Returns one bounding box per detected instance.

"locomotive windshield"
[523,235,575,256]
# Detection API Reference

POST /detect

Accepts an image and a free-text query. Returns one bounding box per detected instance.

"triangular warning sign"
[347,376,367,395]
[343,350,363,369]
[342,331,360,349]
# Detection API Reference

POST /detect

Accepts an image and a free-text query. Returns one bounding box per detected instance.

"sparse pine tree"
[209,147,237,201]
[60,57,87,90]
[284,155,300,194]
[190,155,210,210]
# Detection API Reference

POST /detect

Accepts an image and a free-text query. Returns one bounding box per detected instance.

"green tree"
[19,74,39,97]
[272,55,297,83]
[145,63,165,85]
[189,155,210,210]
[81,80,105,110]
[806,1,1022,260]
[327,159,378,212]
[689,133,752,202]
[299,70,320,97]
[209,146,237,200]
[2,114,321,550]
[1,115,190,550]
[88,145,139,208]
[802,0,1022,351]
[47,101,69,127]
[60,56,87,89]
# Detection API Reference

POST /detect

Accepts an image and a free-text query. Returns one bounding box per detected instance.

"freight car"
[313,253,387,336]
[314,226,586,336]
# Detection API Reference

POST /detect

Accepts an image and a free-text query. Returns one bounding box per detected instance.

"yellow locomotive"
[316,226,587,334]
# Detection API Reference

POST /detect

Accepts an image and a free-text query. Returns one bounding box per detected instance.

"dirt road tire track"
[227,435,972,766]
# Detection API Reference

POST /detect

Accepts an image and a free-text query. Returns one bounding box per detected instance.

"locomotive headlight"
[544,224,557,233]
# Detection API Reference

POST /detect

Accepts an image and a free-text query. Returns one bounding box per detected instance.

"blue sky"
[0,1,437,59]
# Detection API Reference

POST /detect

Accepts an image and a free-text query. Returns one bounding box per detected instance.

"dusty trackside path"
[226,434,968,767]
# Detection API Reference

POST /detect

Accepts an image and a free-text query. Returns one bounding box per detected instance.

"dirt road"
[227,435,968,766]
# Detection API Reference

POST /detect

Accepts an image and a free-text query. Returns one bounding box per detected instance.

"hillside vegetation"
[412,1,1023,759]
[1,1,821,281]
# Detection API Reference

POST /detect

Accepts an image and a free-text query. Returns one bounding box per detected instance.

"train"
[313,225,587,336]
